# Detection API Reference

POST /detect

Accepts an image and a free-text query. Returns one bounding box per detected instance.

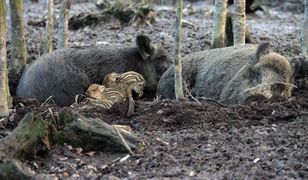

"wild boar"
[103,71,146,97]
[17,34,171,106]
[157,42,295,104]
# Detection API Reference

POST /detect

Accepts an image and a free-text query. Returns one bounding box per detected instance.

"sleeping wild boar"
[157,42,295,104]
[17,34,171,106]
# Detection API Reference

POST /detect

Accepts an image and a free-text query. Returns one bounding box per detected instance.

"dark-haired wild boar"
[157,42,296,104]
[17,34,172,106]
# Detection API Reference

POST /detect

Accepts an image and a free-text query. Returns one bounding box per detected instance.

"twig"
[155,138,169,146]
[183,81,201,105]
[113,125,134,155]
[48,107,58,128]
[40,96,54,108]
[197,97,228,107]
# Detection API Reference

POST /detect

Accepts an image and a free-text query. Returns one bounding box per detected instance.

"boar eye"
[158,55,167,60]
[252,75,262,84]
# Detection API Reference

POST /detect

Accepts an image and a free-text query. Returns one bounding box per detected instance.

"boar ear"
[255,42,271,61]
[136,34,154,61]
[290,56,303,78]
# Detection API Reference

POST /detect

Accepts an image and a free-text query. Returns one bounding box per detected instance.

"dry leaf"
[75,147,83,155]
[86,151,96,156]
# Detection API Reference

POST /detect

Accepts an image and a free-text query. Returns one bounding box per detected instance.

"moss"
[12,113,48,159]
[58,108,75,126]
[0,160,34,180]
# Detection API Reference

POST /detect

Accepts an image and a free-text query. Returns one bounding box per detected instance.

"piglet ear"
[99,85,105,92]
[255,42,271,62]
[136,34,154,61]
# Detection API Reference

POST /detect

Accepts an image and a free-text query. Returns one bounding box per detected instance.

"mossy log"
[0,113,48,160]
[56,110,143,153]
[0,109,143,162]
[0,159,34,180]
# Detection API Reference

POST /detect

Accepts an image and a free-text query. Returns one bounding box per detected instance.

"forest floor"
[1,0,308,179]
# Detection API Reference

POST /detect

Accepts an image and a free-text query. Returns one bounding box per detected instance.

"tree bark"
[173,0,184,100]
[302,0,308,59]
[8,0,27,74]
[211,0,227,48]
[57,0,72,49]
[45,0,54,53]
[233,0,246,45]
[225,14,256,46]
[0,0,11,117]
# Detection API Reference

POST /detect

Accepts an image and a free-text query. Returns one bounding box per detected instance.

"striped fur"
[86,84,131,109]
[85,97,113,109]
[86,71,146,109]
[103,71,146,97]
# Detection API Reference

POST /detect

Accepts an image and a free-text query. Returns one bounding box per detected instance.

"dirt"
[1,0,308,179]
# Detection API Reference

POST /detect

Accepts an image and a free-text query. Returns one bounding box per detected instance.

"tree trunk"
[57,0,72,49]
[8,0,27,74]
[225,14,256,46]
[173,0,184,100]
[233,0,246,45]
[45,0,54,53]
[302,0,308,59]
[0,0,11,117]
[211,0,227,48]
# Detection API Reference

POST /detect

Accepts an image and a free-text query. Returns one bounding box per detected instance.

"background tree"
[9,0,27,74]
[0,0,11,117]
[211,0,227,48]
[57,0,72,49]
[174,0,184,100]
[302,0,308,59]
[233,0,246,45]
[45,0,54,53]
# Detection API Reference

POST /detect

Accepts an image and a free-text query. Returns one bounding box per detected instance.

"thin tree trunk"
[45,0,54,53]
[174,0,184,100]
[233,0,246,45]
[211,0,227,48]
[57,0,72,49]
[302,0,308,59]
[0,0,10,117]
[8,0,27,74]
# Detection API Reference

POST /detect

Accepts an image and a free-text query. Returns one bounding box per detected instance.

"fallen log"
[0,113,48,160]
[0,108,143,161]
[56,109,144,153]
[0,159,35,180]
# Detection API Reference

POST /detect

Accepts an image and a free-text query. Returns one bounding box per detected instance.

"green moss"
[58,109,75,125]
[12,113,48,159]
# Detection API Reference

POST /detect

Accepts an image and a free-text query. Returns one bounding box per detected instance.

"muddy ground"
[1,0,308,179]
